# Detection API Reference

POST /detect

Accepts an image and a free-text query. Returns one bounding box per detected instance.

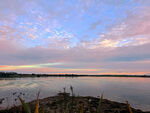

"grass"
[19,97,31,113]
[1,87,137,113]
[97,94,103,113]
[18,92,40,113]
[126,101,133,113]
[18,94,134,113]
[34,91,40,113]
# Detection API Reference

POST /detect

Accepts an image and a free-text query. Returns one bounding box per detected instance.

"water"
[0,77,150,111]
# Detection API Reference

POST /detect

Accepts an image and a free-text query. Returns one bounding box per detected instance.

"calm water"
[0,77,150,111]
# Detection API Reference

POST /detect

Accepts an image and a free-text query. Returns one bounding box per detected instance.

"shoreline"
[1,72,150,78]
[0,92,150,113]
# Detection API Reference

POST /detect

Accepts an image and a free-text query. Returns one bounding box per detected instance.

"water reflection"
[0,77,150,111]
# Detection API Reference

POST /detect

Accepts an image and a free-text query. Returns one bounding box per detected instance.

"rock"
[0,93,149,113]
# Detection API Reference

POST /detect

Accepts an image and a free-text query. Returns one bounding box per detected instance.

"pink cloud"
[0,1,150,74]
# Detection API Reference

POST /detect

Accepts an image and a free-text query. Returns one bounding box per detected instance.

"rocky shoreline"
[0,92,150,113]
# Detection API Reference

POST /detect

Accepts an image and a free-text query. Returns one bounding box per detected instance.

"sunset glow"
[0,0,150,74]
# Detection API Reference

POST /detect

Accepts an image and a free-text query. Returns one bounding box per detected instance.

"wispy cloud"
[0,63,63,71]
[0,0,150,74]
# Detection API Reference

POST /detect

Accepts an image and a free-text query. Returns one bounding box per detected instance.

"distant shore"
[0,72,150,78]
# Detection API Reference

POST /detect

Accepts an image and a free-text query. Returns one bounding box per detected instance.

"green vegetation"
[0,87,146,113]
[126,101,133,113]
[19,97,31,113]
[0,72,150,78]
[17,91,134,113]
[97,94,103,113]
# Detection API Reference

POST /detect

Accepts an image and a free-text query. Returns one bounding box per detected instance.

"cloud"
[100,39,119,48]
[0,0,150,74]
[89,20,101,30]
[0,36,150,74]
[102,6,150,42]
[0,63,62,71]
[82,5,150,49]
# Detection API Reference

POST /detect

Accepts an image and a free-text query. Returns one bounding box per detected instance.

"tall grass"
[80,104,84,113]
[126,101,133,113]
[34,92,40,113]
[19,97,31,113]
[17,90,135,113]
[19,92,40,113]
[97,94,103,113]
[65,103,69,113]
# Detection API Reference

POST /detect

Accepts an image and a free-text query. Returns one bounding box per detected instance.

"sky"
[0,0,150,75]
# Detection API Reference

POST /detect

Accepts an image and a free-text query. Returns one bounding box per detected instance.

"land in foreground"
[0,92,150,113]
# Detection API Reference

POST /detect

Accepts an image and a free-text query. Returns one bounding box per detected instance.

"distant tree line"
[0,72,18,77]
[0,72,149,78]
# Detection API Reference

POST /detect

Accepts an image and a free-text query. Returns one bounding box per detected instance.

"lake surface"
[0,77,150,111]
